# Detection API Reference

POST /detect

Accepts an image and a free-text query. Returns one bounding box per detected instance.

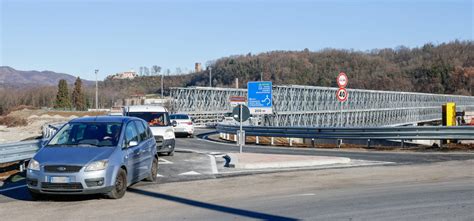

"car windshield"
[47,122,123,147]
[127,112,169,127]
[170,114,189,120]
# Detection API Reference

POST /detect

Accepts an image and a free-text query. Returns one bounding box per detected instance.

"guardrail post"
[271,137,275,145]
[256,136,259,144]
[289,138,293,146]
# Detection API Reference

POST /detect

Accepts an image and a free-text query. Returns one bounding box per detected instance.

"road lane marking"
[159,158,173,164]
[208,154,218,174]
[0,184,26,193]
[156,174,164,177]
[179,171,201,176]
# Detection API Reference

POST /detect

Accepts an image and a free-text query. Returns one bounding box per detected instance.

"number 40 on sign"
[336,88,348,102]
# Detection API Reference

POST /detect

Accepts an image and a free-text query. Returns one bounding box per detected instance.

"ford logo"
[57,167,67,171]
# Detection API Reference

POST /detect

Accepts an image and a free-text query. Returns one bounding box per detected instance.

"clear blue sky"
[1,0,472,80]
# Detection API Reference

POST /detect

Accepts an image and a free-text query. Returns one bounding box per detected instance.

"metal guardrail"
[216,124,474,140]
[0,123,63,165]
[42,122,64,140]
[0,140,41,164]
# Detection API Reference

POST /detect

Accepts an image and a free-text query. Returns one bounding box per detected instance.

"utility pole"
[260,72,263,81]
[95,69,99,110]
[209,67,212,87]
[161,72,164,98]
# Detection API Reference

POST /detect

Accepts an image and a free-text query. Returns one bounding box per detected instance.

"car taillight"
[186,122,193,125]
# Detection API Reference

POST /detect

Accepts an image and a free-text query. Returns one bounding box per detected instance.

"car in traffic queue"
[26,116,159,200]
[123,105,176,156]
[170,114,194,137]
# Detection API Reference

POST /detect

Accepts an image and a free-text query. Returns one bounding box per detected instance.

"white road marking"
[179,171,201,176]
[156,174,164,177]
[158,158,173,164]
[208,154,218,174]
[0,184,27,193]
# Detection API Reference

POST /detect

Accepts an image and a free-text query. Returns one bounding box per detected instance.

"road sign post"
[336,72,349,128]
[232,104,250,153]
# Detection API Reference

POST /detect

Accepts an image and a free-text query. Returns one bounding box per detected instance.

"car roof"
[170,114,189,116]
[126,105,168,112]
[69,116,142,124]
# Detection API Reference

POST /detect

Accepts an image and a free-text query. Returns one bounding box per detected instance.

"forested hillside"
[1,41,472,113]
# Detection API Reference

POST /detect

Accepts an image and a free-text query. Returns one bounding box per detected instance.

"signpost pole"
[239,104,243,153]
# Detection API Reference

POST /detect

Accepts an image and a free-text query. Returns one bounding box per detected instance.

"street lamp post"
[95,69,99,110]
[209,67,212,87]
[161,72,164,98]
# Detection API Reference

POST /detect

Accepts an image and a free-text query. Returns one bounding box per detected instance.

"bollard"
[256,136,259,144]
[271,137,275,145]
[311,138,315,148]
[367,139,371,148]
[289,138,293,146]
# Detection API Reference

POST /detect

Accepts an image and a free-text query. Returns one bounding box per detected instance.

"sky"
[0,0,472,81]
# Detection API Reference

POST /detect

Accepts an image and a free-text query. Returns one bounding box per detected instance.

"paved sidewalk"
[227,153,351,169]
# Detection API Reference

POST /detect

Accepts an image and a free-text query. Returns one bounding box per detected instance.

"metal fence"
[170,85,474,127]
[0,140,41,164]
[216,124,474,140]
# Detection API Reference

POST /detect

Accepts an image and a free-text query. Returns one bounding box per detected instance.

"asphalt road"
[187,129,474,165]
[0,160,472,221]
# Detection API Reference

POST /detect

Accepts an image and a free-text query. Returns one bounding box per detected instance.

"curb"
[226,153,351,169]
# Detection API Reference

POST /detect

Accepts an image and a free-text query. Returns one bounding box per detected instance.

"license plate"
[50,176,70,183]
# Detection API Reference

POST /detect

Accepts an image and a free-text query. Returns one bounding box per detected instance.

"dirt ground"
[0,108,106,144]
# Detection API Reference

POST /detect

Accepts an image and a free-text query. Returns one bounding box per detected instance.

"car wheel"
[106,168,127,199]
[167,150,174,156]
[29,190,45,201]
[146,157,159,182]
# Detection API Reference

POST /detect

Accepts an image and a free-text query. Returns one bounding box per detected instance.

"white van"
[123,105,176,156]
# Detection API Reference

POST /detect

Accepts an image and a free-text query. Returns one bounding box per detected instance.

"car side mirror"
[172,120,177,127]
[41,139,49,148]
[128,141,138,147]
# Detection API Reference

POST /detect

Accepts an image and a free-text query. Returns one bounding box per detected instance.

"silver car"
[27,116,158,200]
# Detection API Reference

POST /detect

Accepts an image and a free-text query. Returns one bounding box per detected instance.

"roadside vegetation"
[0,40,472,112]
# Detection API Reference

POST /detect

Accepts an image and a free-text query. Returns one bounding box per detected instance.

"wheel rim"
[115,173,124,193]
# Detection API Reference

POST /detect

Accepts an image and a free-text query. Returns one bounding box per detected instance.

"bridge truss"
[170,85,474,127]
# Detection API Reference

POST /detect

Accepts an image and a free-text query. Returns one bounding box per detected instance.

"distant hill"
[0,66,93,88]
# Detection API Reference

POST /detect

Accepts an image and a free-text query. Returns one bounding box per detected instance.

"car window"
[48,122,122,147]
[127,112,170,127]
[124,122,140,145]
[170,114,189,120]
[134,120,147,142]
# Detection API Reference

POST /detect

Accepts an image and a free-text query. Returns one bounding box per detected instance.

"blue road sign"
[247,81,273,114]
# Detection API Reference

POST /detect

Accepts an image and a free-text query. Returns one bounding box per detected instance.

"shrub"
[0,116,28,127]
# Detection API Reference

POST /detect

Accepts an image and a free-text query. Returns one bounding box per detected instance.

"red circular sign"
[336,88,348,102]
[337,72,348,88]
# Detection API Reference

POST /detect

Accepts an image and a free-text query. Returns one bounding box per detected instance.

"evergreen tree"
[72,77,86,110]
[54,79,71,109]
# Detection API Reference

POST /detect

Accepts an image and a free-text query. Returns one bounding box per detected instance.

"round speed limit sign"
[337,72,348,88]
[336,88,348,102]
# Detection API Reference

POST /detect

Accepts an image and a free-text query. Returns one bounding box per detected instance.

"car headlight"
[85,160,108,172]
[28,159,40,171]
